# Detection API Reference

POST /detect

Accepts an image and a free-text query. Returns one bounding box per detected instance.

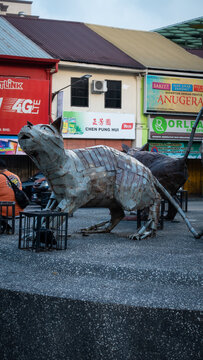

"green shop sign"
[152,117,167,134]
[150,116,203,140]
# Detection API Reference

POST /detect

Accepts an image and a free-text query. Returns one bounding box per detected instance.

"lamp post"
[52,74,92,101]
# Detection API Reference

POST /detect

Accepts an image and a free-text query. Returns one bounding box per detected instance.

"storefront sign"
[62,111,135,139]
[0,78,49,135]
[149,116,203,140]
[149,141,201,159]
[0,136,25,155]
[144,75,203,114]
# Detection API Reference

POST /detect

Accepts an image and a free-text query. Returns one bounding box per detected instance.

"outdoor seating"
[176,189,188,212]
[0,201,16,234]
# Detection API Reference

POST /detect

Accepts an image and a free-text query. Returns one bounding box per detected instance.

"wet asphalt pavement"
[0,197,202,311]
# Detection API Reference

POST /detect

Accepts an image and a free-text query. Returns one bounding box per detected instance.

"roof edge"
[147,67,203,77]
[0,54,59,66]
[153,16,203,31]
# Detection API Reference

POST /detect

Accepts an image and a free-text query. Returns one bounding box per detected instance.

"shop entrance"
[184,159,203,195]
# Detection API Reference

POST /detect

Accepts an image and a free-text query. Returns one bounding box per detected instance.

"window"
[105,80,121,109]
[71,77,89,107]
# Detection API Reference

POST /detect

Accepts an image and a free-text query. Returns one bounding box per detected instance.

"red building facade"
[0,55,59,179]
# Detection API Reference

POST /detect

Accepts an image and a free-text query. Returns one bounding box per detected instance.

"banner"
[145,75,203,114]
[149,141,201,159]
[57,91,63,118]
[62,111,135,139]
[0,77,49,135]
[0,136,25,155]
[149,116,203,140]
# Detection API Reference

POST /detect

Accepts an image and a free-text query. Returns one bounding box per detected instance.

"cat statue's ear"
[52,117,63,134]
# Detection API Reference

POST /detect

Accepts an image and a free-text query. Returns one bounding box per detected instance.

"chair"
[176,189,188,212]
[0,201,15,234]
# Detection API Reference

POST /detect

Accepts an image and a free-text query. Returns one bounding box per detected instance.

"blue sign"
[172,84,193,92]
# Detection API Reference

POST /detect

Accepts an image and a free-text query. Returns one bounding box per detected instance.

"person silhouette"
[0,159,24,233]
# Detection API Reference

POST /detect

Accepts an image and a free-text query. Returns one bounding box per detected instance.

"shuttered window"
[71,77,89,107]
[105,80,121,109]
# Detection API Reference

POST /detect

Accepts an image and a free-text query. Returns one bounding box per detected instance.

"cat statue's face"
[18,117,65,168]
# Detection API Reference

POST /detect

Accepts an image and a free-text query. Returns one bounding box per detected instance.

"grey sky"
[32,0,203,31]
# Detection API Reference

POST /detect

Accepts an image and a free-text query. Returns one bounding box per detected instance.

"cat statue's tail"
[182,106,203,161]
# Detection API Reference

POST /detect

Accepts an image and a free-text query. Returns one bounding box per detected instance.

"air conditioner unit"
[91,80,108,94]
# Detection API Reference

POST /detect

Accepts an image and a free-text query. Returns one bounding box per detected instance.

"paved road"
[0,197,202,311]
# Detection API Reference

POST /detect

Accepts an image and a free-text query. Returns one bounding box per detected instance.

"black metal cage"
[19,211,68,252]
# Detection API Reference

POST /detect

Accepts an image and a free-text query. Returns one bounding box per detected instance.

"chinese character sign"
[145,75,203,114]
[62,111,135,139]
[0,78,49,134]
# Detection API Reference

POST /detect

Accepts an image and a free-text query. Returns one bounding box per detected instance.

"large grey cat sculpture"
[18,118,201,240]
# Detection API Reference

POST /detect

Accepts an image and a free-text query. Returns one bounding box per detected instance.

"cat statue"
[18,118,201,240]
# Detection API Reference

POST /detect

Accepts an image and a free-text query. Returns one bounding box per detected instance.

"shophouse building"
[1,14,203,194]
[0,0,32,17]
[0,16,59,179]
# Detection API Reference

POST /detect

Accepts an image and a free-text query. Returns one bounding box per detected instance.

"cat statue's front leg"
[44,192,58,211]
[40,197,75,235]
[44,192,76,215]
[55,198,76,216]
